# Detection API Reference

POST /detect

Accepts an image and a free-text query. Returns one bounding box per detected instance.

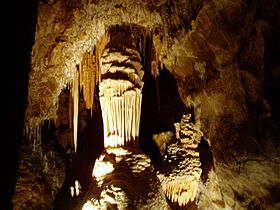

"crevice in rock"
[198,137,214,183]
[52,87,104,210]
[139,67,187,164]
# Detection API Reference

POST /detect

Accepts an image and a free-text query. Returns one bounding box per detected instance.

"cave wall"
[24,0,277,162]
[10,0,280,209]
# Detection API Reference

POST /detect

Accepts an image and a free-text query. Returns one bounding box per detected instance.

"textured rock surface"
[156,113,202,207]
[11,0,280,209]
[80,147,170,210]
[197,159,280,210]
[12,141,65,210]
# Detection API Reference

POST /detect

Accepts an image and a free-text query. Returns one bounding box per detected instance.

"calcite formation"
[12,0,280,209]
[157,113,202,206]
[82,147,170,210]
[99,26,145,148]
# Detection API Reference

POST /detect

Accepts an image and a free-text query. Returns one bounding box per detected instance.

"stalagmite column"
[99,26,145,148]
[157,113,202,206]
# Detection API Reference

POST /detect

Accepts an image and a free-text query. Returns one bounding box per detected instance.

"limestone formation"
[11,0,280,209]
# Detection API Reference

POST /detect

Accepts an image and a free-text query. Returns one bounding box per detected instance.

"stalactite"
[151,33,163,79]
[121,95,125,146]
[151,47,159,78]
[99,88,142,148]
[80,50,95,112]
[67,32,110,152]
[78,32,109,115]
[95,31,110,83]
[68,86,73,129]
[31,124,42,153]
[151,33,164,113]
[72,69,79,152]
[23,120,43,154]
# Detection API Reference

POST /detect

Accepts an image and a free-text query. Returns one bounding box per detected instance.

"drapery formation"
[70,32,110,152]
[99,26,146,148]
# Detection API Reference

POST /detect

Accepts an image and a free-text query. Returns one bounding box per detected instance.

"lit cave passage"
[49,25,213,209]
[10,0,280,210]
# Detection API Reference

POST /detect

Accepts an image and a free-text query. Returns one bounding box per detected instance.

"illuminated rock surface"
[8,0,280,209]
[81,147,170,210]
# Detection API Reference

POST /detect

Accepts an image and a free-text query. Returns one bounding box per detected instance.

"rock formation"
[9,0,280,209]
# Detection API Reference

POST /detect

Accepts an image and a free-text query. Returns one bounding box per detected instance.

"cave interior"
[3,0,280,209]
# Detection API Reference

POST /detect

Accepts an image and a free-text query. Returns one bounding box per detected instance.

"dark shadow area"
[198,137,214,183]
[1,1,38,210]
[167,200,198,210]
[53,90,104,210]
[139,67,187,164]
[259,0,280,129]
[264,25,280,130]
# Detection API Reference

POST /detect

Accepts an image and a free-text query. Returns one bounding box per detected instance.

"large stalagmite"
[99,26,145,148]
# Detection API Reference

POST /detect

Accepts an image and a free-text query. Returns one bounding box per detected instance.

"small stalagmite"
[157,113,203,206]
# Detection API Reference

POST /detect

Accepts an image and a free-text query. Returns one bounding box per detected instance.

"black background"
[2,1,38,209]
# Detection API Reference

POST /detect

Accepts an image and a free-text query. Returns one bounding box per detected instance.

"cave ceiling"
[25,0,258,148]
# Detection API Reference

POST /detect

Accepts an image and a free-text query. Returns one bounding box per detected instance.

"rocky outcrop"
[80,147,170,210]
[156,113,202,207]
[12,141,65,210]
